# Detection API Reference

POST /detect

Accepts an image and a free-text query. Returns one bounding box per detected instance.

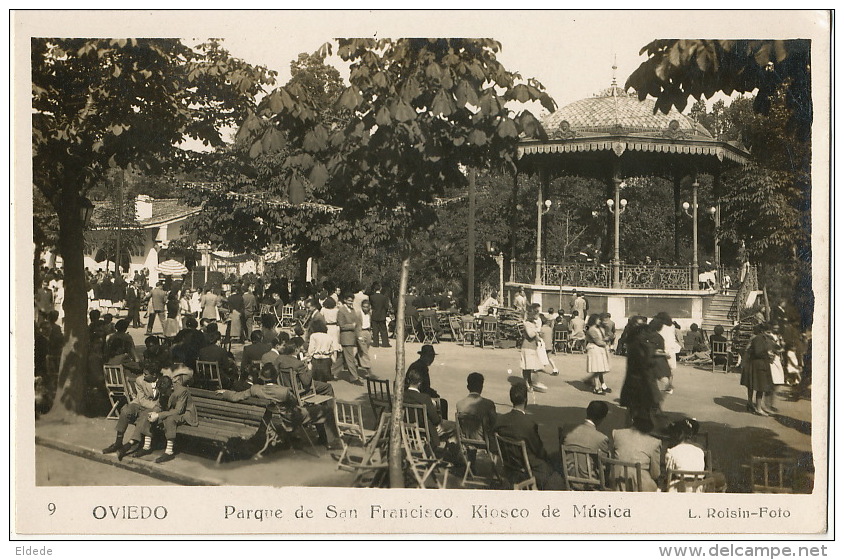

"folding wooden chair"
[750,456,795,493]
[349,412,392,488]
[333,400,373,470]
[561,444,606,491]
[401,422,450,489]
[123,373,139,403]
[420,315,439,344]
[402,402,433,445]
[455,412,498,487]
[195,360,224,390]
[366,377,392,422]
[481,319,498,349]
[495,434,534,485]
[711,340,731,373]
[103,364,127,420]
[461,317,476,347]
[280,304,296,328]
[277,366,333,407]
[553,329,570,353]
[570,336,587,354]
[665,468,721,492]
[404,316,419,343]
[600,456,644,491]
[448,316,464,343]
[513,477,538,490]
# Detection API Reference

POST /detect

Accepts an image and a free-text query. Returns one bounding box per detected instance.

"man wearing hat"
[406,344,448,420]
[126,357,197,463]
[126,279,142,328]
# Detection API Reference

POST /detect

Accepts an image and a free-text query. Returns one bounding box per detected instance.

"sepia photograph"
[12,9,831,538]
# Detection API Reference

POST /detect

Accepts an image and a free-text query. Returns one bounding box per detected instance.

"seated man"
[552,314,570,352]
[142,335,171,376]
[405,344,449,420]
[102,367,161,456]
[239,330,272,382]
[121,359,197,463]
[495,381,564,490]
[404,368,455,450]
[173,316,205,370]
[569,310,586,349]
[104,319,142,374]
[562,400,612,488]
[709,325,729,366]
[455,372,497,441]
[197,330,238,389]
[274,341,335,401]
[217,363,335,448]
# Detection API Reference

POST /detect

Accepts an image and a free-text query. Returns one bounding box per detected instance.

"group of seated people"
[404,368,725,493]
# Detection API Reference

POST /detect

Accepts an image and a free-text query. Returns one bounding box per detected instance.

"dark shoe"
[117,441,140,461]
[349,378,364,386]
[132,448,153,458]
[745,402,757,413]
[102,442,123,455]
[603,387,612,394]
[154,453,176,463]
[371,344,380,348]
[382,344,392,348]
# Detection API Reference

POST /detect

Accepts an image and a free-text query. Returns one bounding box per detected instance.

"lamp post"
[534,196,552,285]
[607,178,627,288]
[681,180,700,289]
[486,241,504,306]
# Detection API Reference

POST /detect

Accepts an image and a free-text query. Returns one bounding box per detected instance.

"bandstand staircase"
[701,288,739,333]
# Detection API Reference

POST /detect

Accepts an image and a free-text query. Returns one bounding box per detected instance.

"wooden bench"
[178,388,277,464]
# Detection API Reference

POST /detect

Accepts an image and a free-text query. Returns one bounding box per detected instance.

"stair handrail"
[728,264,758,324]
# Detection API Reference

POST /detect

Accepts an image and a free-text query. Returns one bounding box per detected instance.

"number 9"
[47,503,56,515]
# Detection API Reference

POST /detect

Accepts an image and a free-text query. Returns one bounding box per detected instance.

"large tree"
[32,38,274,417]
[243,38,555,486]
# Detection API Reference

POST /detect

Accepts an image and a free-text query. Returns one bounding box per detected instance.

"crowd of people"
[33,262,809,491]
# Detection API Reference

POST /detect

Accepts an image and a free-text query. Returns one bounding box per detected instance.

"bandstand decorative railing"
[510,261,707,291]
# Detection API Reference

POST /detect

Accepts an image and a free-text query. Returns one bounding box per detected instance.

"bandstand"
[508,78,750,329]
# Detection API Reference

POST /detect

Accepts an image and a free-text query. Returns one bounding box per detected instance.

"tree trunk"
[388,250,411,488]
[44,191,90,420]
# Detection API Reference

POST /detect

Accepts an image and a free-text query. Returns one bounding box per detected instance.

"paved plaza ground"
[35,326,815,491]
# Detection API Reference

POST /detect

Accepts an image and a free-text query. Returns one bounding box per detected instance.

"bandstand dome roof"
[541,86,712,139]
[519,84,749,167]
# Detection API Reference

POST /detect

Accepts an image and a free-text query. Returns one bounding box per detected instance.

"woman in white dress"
[321,296,341,349]
[585,314,610,394]
[520,304,548,392]
[656,312,681,394]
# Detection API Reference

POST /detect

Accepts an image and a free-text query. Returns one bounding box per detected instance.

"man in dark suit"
[241,330,272,372]
[332,292,363,385]
[562,400,612,487]
[495,382,564,490]
[455,372,497,440]
[197,331,237,388]
[125,280,142,328]
[368,282,391,348]
[404,368,454,449]
[406,344,448,419]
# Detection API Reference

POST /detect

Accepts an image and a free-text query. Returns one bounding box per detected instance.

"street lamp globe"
[620,198,628,208]
[606,198,614,208]
[682,201,691,211]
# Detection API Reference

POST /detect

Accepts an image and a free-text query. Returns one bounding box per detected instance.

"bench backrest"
[189,388,270,429]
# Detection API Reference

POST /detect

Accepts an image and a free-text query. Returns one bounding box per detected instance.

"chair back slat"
[513,477,537,490]
[195,360,223,390]
[366,378,392,421]
[561,444,605,490]
[600,456,644,492]
[402,403,432,444]
[495,434,533,483]
[750,456,795,493]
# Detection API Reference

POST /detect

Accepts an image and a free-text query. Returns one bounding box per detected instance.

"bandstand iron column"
[534,168,549,285]
[612,174,622,288]
[691,179,699,289]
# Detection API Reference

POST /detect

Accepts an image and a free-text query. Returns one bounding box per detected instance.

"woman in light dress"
[585,314,611,394]
[520,304,555,392]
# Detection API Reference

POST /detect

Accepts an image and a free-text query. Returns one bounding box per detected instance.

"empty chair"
[750,456,796,493]
[103,364,127,420]
[281,304,296,328]
[481,319,498,349]
[461,317,476,347]
[600,456,644,492]
[333,400,373,470]
[420,315,439,345]
[366,377,392,422]
[401,422,450,489]
[195,360,223,390]
[448,316,464,343]
[404,316,419,343]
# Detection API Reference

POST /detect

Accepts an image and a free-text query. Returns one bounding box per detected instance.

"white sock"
[165,440,174,455]
[142,436,151,450]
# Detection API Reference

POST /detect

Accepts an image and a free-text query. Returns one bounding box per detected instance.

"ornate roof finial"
[611,54,618,88]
